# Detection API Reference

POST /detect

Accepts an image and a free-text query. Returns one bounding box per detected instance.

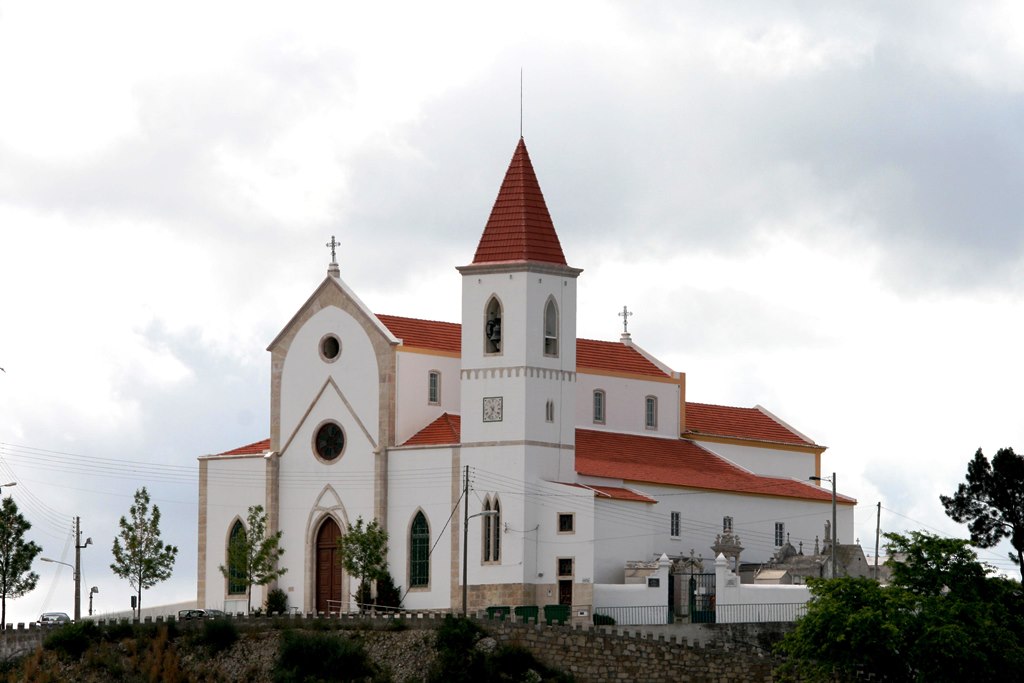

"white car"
[38,612,71,626]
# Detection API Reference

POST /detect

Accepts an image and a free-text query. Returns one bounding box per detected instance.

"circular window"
[314,422,345,461]
[320,334,341,362]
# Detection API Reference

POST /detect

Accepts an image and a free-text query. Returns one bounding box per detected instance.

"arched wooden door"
[315,517,343,614]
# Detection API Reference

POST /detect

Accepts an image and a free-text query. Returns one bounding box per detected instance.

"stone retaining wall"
[0,612,792,681]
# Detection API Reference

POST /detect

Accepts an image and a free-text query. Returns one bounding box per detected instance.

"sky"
[2,1,1023,623]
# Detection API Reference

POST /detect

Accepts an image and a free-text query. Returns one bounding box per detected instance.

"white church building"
[196,138,855,616]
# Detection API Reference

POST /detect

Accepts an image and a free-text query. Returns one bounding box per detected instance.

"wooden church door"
[315,517,343,614]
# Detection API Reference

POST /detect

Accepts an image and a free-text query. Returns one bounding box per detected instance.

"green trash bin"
[486,606,511,621]
[543,604,569,625]
[514,605,539,624]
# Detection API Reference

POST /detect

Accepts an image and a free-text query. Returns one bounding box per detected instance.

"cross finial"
[326,235,339,264]
[618,305,633,334]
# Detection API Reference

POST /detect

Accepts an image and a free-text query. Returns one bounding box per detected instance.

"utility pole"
[462,464,469,616]
[74,517,92,622]
[874,502,881,580]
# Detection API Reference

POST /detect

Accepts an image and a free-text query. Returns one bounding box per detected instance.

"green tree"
[0,497,41,629]
[110,487,178,617]
[776,531,1024,682]
[219,504,287,614]
[336,516,388,608]
[940,447,1024,578]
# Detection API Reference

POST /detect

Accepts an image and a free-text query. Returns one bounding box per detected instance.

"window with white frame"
[593,390,605,424]
[645,395,657,429]
[775,522,785,546]
[428,371,440,405]
[670,511,680,537]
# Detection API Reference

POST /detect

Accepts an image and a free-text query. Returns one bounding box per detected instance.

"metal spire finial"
[326,235,339,264]
[618,305,633,335]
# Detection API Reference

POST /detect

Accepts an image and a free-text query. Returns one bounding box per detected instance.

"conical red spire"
[471,138,567,265]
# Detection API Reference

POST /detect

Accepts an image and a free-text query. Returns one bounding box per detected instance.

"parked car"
[203,609,227,618]
[37,612,71,626]
[177,609,207,620]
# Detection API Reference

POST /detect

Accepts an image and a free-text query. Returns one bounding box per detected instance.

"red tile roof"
[472,138,568,266]
[376,315,670,378]
[376,314,461,353]
[400,417,847,503]
[575,429,846,503]
[213,439,270,456]
[577,338,669,377]
[685,402,817,447]
[403,413,461,446]
[561,483,657,503]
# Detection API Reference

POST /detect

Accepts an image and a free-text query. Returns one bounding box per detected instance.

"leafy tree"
[0,497,40,629]
[219,504,287,614]
[776,531,1024,682]
[336,516,388,607]
[940,447,1024,578]
[110,487,178,617]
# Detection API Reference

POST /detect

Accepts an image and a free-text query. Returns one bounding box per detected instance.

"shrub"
[274,630,378,683]
[375,572,402,610]
[488,646,575,683]
[266,587,289,616]
[101,620,136,643]
[43,620,101,661]
[427,615,487,683]
[198,618,239,655]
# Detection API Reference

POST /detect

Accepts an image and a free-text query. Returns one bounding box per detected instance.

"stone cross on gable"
[618,305,633,334]
[326,235,340,263]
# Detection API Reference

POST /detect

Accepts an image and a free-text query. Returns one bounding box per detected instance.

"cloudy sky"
[2,1,1023,622]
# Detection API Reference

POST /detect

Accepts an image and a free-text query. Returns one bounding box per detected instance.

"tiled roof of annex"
[684,402,818,447]
[376,314,669,378]
[558,483,657,504]
[399,414,848,504]
[471,138,567,266]
[212,439,271,456]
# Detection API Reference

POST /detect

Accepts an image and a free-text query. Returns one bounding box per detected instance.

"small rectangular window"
[558,513,575,534]
[593,390,605,423]
[723,516,733,533]
[428,371,440,405]
[545,400,555,423]
[775,522,785,546]
[670,511,680,537]
[558,557,574,578]
[645,396,657,429]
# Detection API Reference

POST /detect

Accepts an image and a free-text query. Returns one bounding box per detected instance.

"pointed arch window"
[226,520,246,595]
[482,496,501,563]
[543,298,559,357]
[410,511,430,588]
[485,296,503,354]
[593,390,606,424]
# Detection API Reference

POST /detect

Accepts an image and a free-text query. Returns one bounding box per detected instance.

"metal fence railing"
[593,605,671,625]
[715,602,807,624]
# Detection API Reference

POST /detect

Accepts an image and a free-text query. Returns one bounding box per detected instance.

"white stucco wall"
[394,351,461,445]
[575,372,680,438]
[696,440,818,481]
[714,554,811,623]
[201,455,266,611]
[592,554,671,624]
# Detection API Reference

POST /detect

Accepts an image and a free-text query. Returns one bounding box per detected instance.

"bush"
[428,615,487,683]
[375,572,402,610]
[43,620,101,661]
[489,645,574,683]
[266,587,289,615]
[101,620,136,643]
[592,613,615,626]
[198,618,239,655]
[274,630,378,683]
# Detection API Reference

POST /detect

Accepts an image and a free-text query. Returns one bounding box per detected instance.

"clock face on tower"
[482,396,503,422]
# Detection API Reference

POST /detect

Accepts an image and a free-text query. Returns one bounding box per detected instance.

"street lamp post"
[0,482,16,495]
[462,507,498,617]
[40,557,76,616]
[89,586,98,616]
[809,473,837,578]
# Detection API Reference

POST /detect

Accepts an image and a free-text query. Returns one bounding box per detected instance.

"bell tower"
[457,138,582,479]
